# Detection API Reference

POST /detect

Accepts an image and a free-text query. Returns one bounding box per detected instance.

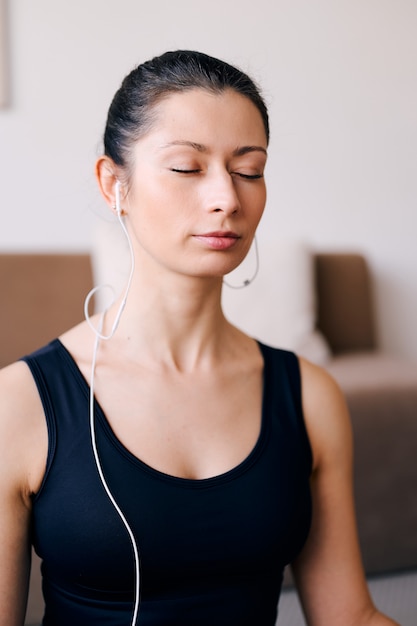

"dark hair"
[103,50,269,174]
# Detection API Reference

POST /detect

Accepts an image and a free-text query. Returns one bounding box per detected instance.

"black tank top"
[23,339,312,625]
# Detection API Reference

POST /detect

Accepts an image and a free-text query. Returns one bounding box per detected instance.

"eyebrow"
[233,145,267,157]
[160,140,207,152]
[160,140,267,157]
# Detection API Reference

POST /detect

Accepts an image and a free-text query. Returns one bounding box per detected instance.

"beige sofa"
[314,254,417,575]
[0,252,416,625]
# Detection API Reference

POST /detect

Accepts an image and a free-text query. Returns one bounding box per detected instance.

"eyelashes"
[170,168,201,174]
[170,168,264,180]
[234,173,264,180]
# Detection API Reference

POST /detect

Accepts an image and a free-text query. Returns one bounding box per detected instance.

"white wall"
[0,0,416,361]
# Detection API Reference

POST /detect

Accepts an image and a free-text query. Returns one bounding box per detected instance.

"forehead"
[142,88,268,150]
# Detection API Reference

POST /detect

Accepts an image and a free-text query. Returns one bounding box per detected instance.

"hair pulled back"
[103,50,269,174]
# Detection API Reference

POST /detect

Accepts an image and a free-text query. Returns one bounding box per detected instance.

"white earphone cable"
[89,322,141,625]
[84,209,135,341]
[85,181,140,625]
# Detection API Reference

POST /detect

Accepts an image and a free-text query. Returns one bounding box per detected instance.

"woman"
[0,50,398,625]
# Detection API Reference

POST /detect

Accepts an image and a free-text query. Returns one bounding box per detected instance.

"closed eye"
[171,168,201,174]
[170,169,263,179]
[233,172,264,180]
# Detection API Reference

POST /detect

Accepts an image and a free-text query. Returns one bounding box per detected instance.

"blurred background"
[0,0,416,361]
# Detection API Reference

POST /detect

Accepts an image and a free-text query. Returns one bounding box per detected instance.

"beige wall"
[0,0,416,361]
[0,0,8,106]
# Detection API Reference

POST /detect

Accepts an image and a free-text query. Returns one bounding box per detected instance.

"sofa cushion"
[222,239,331,364]
[326,351,417,393]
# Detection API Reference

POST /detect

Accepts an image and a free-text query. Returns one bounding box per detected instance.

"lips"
[193,231,241,250]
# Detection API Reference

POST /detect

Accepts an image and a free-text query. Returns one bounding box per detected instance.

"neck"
[100,269,233,372]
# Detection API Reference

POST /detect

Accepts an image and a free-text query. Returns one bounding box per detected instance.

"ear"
[95,156,121,211]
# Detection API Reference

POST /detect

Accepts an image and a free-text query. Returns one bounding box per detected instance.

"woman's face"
[124,88,268,281]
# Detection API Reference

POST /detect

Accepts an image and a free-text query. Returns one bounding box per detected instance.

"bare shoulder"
[0,361,48,499]
[0,359,43,415]
[298,356,352,471]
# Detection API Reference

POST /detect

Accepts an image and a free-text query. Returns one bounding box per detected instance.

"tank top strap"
[21,339,91,501]
[257,342,312,471]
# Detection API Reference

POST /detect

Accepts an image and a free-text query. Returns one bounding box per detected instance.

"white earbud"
[84,177,135,341]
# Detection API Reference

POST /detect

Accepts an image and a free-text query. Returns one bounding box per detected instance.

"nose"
[205,169,241,216]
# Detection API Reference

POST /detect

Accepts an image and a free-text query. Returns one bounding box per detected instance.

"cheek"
[127,180,197,242]
[256,185,267,212]
[137,174,198,211]
[244,185,267,225]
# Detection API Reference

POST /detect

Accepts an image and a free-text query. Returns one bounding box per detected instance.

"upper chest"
[90,355,265,480]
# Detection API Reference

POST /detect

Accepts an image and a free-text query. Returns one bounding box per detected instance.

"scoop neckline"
[55,338,272,488]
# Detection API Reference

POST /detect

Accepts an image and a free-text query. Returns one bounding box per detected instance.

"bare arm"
[0,362,47,626]
[292,358,399,626]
